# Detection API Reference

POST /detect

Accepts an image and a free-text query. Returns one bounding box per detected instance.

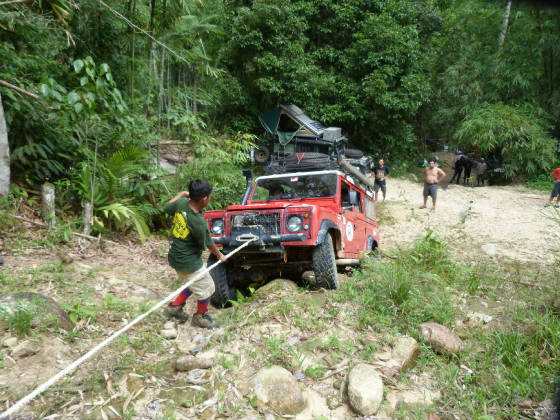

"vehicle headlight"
[211,219,224,235]
[286,216,302,232]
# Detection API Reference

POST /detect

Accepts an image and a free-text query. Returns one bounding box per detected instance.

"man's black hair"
[189,179,212,201]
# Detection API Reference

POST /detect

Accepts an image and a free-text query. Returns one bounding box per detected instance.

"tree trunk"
[193,72,199,115]
[0,93,9,197]
[42,183,56,228]
[498,0,512,52]
[83,202,93,235]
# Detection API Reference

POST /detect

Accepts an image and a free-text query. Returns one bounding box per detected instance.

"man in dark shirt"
[463,154,474,185]
[163,179,226,329]
[450,153,465,184]
[371,159,390,202]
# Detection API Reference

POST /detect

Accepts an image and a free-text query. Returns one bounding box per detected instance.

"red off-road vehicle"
[204,158,380,307]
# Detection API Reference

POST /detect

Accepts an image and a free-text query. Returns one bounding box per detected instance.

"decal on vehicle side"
[346,221,354,241]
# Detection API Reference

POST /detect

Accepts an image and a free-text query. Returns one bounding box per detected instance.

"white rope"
[0,239,254,420]
[97,0,190,65]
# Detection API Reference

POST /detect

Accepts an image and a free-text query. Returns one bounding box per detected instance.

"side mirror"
[349,190,359,206]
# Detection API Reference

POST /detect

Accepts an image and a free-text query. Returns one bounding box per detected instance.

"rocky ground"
[0,175,558,419]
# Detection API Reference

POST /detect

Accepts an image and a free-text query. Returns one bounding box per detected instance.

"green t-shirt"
[165,198,213,272]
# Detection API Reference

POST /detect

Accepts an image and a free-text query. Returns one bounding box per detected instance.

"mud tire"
[254,146,270,164]
[312,234,339,289]
[284,152,332,171]
[344,148,364,159]
[208,254,237,308]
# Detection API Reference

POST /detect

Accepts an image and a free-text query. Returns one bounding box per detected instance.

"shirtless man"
[421,160,446,210]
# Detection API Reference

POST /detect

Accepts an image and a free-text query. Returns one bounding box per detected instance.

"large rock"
[295,389,331,420]
[255,279,298,297]
[252,366,306,415]
[464,312,493,328]
[419,322,463,355]
[347,363,384,416]
[175,355,214,371]
[385,388,441,415]
[11,339,40,358]
[391,336,419,372]
[0,292,74,332]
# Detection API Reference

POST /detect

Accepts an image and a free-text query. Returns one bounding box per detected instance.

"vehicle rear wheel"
[312,234,339,289]
[208,254,237,308]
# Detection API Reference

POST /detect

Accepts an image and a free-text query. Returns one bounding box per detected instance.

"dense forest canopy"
[1,0,559,234]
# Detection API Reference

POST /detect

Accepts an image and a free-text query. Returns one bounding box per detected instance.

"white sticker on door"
[346,221,354,241]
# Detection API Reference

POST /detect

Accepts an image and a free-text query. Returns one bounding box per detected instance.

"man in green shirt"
[163,179,226,329]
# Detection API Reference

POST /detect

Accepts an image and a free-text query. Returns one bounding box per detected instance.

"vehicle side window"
[355,190,363,213]
[341,182,351,208]
[364,196,376,220]
[341,181,363,213]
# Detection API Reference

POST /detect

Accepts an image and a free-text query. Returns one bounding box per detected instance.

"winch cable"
[0,239,255,420]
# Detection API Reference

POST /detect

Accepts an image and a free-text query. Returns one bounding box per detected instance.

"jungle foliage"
[1,0,559,236]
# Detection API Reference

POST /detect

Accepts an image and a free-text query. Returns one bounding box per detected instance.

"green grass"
[0,300,38,337]
[526,173,554,192]
[330,230,560,419]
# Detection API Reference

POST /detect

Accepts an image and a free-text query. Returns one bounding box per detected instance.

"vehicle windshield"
[251,173,338,201]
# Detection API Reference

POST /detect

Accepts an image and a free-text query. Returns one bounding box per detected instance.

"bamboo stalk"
[0,0,32,6]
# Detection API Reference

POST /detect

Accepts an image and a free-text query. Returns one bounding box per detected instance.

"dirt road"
[377,177,559,264]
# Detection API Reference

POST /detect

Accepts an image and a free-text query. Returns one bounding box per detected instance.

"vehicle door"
[358,193,378,253]
[340,181,362,256]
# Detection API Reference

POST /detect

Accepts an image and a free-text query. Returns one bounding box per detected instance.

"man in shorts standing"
[476,157,487,186]
[421,159,446,210]
[163,179,226,329]
[371,159,390,202]
[546,166,560,207]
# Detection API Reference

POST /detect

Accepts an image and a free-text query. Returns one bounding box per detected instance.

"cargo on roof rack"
[251,104,348,165]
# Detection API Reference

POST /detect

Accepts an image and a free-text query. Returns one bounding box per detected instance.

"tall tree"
[0,93,9,196]
[498,0,512,52]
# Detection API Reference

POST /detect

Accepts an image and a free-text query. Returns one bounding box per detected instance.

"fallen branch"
[0,79,39,99]
[517,280,546,288]
[318,364,348,381]
[12,215,120,246]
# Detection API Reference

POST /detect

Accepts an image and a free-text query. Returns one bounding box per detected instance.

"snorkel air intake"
[240,169,254,205]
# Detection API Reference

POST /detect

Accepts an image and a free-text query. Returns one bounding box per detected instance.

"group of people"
[449,150,487,186]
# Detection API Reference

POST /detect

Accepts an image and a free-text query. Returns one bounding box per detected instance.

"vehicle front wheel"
[208,254,237,308]
[312,234,339,289]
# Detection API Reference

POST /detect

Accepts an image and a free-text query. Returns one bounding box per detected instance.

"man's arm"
[167,191,189,205]
[208,243,227,262]
[385,167,390,178]
[422,168,428,182]
[437,168,447,181]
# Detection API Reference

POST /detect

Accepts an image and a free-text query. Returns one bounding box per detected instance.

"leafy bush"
[526,173,554,192]
[171,132,255,210]
[455,104,556,179]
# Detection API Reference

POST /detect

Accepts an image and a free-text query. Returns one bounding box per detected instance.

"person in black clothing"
[370,159,390,201]
[450,153,465,184]
[463,154,474,185]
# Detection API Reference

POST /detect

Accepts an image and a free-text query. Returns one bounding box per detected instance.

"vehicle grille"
[230,212,281,235]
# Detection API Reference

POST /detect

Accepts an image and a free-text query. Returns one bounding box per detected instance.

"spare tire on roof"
[343,148,364,159]
[284,152,332,171]
[254,146,270,164]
